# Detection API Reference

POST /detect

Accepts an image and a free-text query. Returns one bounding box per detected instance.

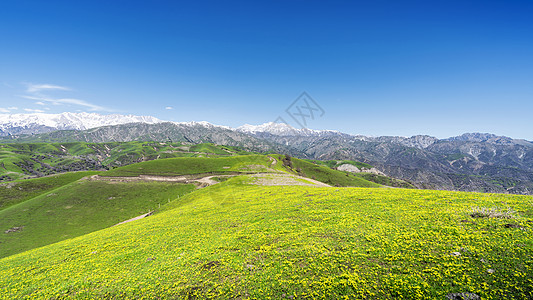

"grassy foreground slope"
[1,179,532,299]
[0,180,195,258]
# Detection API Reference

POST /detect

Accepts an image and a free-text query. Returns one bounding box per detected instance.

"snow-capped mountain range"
[236,122,342,137]
[0,112,163,136]
[1,112,531,148]
[0,112,339,137]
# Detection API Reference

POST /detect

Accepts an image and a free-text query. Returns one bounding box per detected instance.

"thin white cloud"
[20,95,48,101]
[26,83,71,93]
[165,106,173,110]
[20,93,112,112]
[24,108,45,113]
[56,98,108,111]
[0,107,18,113]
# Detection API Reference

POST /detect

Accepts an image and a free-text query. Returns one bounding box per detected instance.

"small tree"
[282,154,293,168]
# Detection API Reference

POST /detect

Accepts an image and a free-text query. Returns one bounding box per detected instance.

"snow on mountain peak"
[237,122,297,134]
[236,122,341,136]
[173,121,232,130]
[0,112,163,135]
[0,112,344,138]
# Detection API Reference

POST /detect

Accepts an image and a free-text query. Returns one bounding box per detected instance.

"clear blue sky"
[1,0,532,139]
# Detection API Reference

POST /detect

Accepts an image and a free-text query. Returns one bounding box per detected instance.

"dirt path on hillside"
[88,174,234,188]
[113,211,154,226]
[195,175,235,187]
[90,171,331,188]
[267,155,278,167]
[89,174,190,182]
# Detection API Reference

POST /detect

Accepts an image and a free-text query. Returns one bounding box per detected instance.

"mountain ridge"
[2,112,531,144]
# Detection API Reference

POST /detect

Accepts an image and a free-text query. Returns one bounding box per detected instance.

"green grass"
[0,179,532,299]
[0,171,98,210]
[189,143,232,155]
[0,142,252,180]
[101,154,381,188]
[287,156,381,187]
[305,158,417,188]
[358,173,416,189]
[101,155,283,177]
[0,180,195,258]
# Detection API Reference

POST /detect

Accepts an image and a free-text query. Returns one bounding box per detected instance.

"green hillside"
[279,155,380,188]
[0,179,195,258]
[0,171,97,210]
[101,155,285,177]
[306,158,416,188]
[358,172,416,189]
[0,155,381,260]
[0,141,393,189]
[0,142,241,181]
[2,154,530,298]
[1,178,531,299]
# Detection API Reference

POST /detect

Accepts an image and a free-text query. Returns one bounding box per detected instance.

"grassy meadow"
[0,176,532,299]
[1,152,532,299]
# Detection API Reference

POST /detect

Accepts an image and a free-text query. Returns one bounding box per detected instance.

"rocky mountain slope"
[249,130,533,194]
[1,121,303,156]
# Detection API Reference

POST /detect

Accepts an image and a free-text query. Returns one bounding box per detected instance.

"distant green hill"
[0,141,246,181]
[101,155,283,177]
[306,159,415,188]
[274,155,380,188]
